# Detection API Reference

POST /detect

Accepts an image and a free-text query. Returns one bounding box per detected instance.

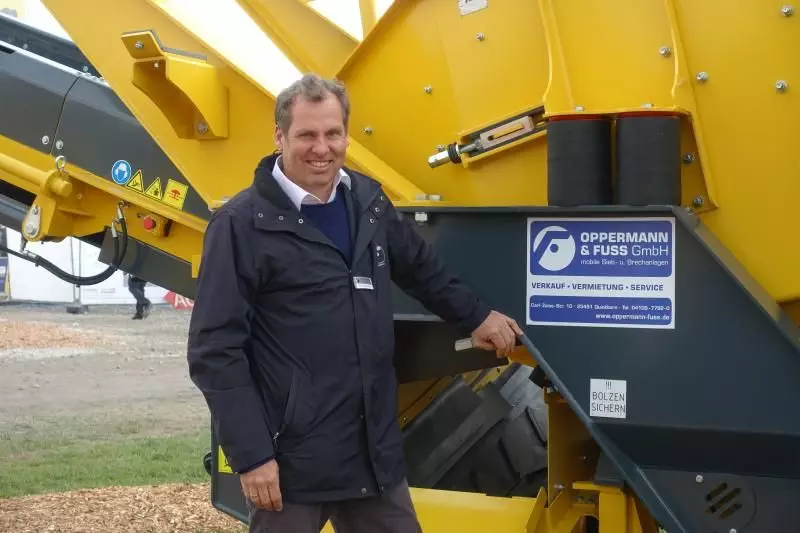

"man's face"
[274,93,349,192]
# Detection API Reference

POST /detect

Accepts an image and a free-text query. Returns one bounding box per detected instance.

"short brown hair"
[274,73,350,133]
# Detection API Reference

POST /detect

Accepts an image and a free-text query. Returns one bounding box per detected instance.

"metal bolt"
[82,66,89,72]
[730,529,737,533]
[153,61,160,69]
[41,135,50,146]
[641,103,654,108]
[696,72,709,83]
[196,122,208,134]
[575,105,585,111]
[782,5,793,16]
[414,212,428,224]
[659,46,672,57]
[135,41,144,49]
[363,127,373,135]
[683,153,696,163]
[476,32,486,41]
[55,140,64,150]
[776,80,788,92]
[76,193,83,200]
[436,144,445,151]
[692,196,704,207]
[424,85,433,94]
[554,483,565,491]
[429,194,442,201]
[695,474,704,483]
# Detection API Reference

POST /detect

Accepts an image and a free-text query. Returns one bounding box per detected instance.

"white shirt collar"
[272,155,351,211]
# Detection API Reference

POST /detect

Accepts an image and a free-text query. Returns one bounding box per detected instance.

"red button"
[143,216,156,231]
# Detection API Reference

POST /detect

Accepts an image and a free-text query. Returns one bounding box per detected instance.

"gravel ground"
[0,303,204,430]
[0,302,242,532]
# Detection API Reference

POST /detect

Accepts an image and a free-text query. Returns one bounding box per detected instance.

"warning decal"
[162,179,188,210]
[126,170,144,192]
[526,217,675,329]
[590,378,627,419]
[145,178,163,201]
[218,446,232,474]
[112,160,190,211]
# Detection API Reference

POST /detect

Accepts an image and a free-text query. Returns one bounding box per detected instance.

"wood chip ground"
[0,482,246,533]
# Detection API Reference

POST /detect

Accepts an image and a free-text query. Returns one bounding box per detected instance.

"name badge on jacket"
[353,276,374,290]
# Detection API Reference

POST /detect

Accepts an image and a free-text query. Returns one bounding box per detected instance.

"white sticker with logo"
[526,217,676,329]
[590,378,627,419]
[458,0,488,16]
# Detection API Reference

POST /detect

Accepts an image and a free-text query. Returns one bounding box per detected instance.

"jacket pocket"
[274,371,300,452]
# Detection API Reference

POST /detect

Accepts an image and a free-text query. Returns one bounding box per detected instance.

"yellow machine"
[2,1,800,532]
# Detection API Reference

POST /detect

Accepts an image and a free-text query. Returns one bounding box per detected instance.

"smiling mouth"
[308,160,332,169]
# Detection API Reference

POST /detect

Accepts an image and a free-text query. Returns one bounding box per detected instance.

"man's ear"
[274,124,284,152]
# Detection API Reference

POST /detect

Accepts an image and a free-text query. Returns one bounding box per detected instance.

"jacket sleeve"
[187,210,274,473]
[385,202,491,334]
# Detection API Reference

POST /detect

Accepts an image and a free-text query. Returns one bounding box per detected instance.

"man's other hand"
[240,459,283,511]
[471,310,523,357]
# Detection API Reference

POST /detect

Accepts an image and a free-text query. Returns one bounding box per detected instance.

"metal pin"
[135,41,144,49]
[781,5,793,16]
[683,153,696,163]
[695,474,704,483]
[153,61,160,69]
[55,140,64,150]
[41,135,50,146]
[696,72,709,83]
[575,105,585,111]
[196,122,209,134]
[476,32,486,41]
[659,46,672,57]
[424,85,433,94]
[776,80,788,92]
[692,196,704,207]
[363,127,373,135]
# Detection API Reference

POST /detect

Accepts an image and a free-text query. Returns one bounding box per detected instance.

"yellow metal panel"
[236,0,357,78]
[38,0,267,208]
[337,0,550,207]
[546,393,597,506]
[121,30,229,139]
[540,0,676,114]
[671,0,800,303]
[359,0,378,36]
[407,487,540,531]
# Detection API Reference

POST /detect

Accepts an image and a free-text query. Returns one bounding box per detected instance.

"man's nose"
[312,139,329,155]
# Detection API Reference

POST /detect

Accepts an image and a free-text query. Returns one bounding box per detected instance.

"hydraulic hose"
[0,203,129,286]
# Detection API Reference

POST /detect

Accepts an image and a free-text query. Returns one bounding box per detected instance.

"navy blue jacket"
[187,153,491,503]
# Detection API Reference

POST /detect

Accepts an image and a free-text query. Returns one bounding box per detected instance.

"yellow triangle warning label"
[145,178,163,200]
[126,170,144,193]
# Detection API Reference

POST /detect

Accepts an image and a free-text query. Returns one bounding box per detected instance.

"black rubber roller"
[547,117,612,206]
[615,115,681,206]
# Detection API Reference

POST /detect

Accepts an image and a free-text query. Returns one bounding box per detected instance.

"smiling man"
[187,74,522,533]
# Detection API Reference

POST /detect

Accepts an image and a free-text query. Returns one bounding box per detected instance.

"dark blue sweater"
[300,188,352,263]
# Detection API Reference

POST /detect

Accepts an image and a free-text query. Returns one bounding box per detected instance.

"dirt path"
[0,303,207,433]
